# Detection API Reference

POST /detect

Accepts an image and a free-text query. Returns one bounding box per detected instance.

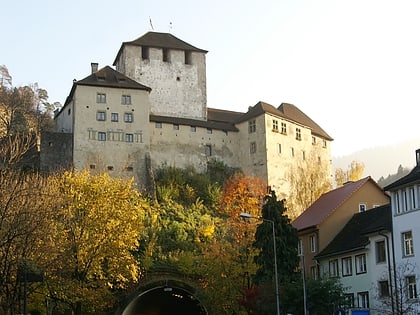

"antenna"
[149,17,154,30]
[169,21,173,33]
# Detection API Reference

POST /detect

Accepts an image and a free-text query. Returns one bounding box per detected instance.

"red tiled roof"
[292,177,372,231]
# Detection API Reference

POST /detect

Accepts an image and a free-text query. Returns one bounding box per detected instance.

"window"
[357,291,369,308]
[248,120,256,133]
[296,128,302,140]
[395,192,401,214]
[344,294,354,308]
[342,257,352,276]
[403,189,408,211]
[190,126,196,132]
[96,111,106,121]
[142,46,149,60]
[111,113,119,122]
[297,239,303,256]
[291,147,295,157]
[205,144,212,157]
[376,240,386,263]
[272,119,278,132]
[403,231,414,256]
[121,95,131,105]
[98,132,106,141]
[379,280,389,297]
[312,136,316,145]
[173,124,179,130]
[89,164,96,170]
[185,51,192,64]
[355,254,367,274]
[277,143,282,154]
[125,133,134,142]
[124,112,133,123]
[107,166,114,171]
[162,48,170,62]
[310,235,317,253]
[302,151,306,160]
[406,276,417,299]
[323,139,327,148]
[329,259,339,277]
[155,122,162,128]
[410,187,417,209]
[126,166,133,172]
[96,93,106,103]
[250,142,257,154]
[359,203,366,212]
[207,128,212,134]
[281,122,287,134]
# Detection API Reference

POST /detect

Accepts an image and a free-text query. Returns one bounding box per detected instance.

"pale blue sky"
[3,0,420,157]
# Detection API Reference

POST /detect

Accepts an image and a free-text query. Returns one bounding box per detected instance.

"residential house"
[384,148,420,314]
[315,204,393,315]
[42,31,333,198]
[292,176,390,278]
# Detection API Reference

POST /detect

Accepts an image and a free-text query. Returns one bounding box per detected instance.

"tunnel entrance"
[121,285,207,315]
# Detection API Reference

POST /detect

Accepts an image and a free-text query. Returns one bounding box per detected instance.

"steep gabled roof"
[60,66,151,114]
[315,204,391,259]
[113,31,207,65]
[292,177,373,231]
[235,101,333,140]
[384,150,420,190]
[76,66,151,90]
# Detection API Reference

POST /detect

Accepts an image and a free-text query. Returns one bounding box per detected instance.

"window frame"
[402,231,414,257]
[250,142,257,154]
[96,111,106,121]
[272,119,279,132]
[110,112,119,122]
[342,257,353,277]
[357,291,369,308]
[121,95,131,105]
[96,93,106,103]
[281,122,287,134]
[329,259,339,278]
[376,240,386,263]
[125,133,134,143]
[124,112,133,123]
[98,132,106,141]
[378,280,390,298]
[296,128,302,140]
[406,275,418,300]
[309,235,317,253]
[248,120,256,133]
[355,254,367,274]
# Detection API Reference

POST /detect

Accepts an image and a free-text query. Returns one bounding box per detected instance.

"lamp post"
[239,212,280,315]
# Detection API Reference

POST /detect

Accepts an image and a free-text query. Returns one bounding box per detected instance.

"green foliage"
[281,277,349,315]
[253,191,299,285]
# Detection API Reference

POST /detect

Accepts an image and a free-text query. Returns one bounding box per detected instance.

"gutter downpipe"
[380,232,395,314]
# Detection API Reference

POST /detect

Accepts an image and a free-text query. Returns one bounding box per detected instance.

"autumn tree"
[286,149,332,219]
[335,160,365,187]
[46,170,148,315]
[0,65,55,170]
[0,169,57,314]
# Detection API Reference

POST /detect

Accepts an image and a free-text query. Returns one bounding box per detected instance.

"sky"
[3,0,420,158]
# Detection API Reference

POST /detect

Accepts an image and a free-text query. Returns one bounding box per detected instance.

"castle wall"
[116,45,207,120]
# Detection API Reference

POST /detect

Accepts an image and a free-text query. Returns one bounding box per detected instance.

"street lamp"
[239,212,280,315]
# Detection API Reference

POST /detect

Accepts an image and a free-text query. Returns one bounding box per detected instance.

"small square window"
[126,166,133,171]
[359,203,366,212]
[96,111,106,121]
[98,132,106,141]
[107,166,114,171]
[124,112,133,123]
[121,95,131,105]
[155,122,162,128]
[125,133,134,142]
[173,124,179,130]
[111,113,119,122]
[190,126,196,132]
[207,128,212,134]
[272,120,278,132]
[96,93,106,103]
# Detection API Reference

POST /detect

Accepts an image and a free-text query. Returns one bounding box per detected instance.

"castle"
[41,31,333,198]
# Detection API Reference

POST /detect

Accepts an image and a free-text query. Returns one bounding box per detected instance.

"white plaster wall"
[116,45,207,121]
[70,85,151,186]
[54,100,74,133]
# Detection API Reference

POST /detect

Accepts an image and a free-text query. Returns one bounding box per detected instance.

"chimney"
[91,62,98,74]
[416,149,420,166]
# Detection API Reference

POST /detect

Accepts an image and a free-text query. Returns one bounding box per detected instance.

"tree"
[374,261,420,315]
[286,150,332,219]
[335,160,365,187]
[46,170,148,315]
[0,169,57,314]
[0,66,55,170]
[251,190,300,314]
